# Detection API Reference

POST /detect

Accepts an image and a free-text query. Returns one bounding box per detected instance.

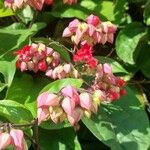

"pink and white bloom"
[79,92,92,110]
[61,85,80,105]
[61,97,75,115]
[0,132,11,149]
[37,92,59,107]
[10,129,26,150]
[86,14,100,26]
[67,108,83,125]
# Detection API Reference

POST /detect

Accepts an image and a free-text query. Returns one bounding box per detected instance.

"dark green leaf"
[116,22,146,64]
[39,127,81,150]
[6,73,50,117]
[82,87,150,150]
[0,60,16,87]
[40,120,71,130]
[0,22,46,57]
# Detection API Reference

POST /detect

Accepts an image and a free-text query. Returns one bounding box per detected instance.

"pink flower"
[0,132,11,149]
[86,14,100,26]
[61,97,75,115]
[63,15,117,45]
[103,63,112,74]
[4,0,25,10]
[38,108,50,124]
[10,129,26,150]
[67,108,83,125]
[79,92,92,110]
[63,0,77,5]
[61,85,80,105]
[37,92,59,108]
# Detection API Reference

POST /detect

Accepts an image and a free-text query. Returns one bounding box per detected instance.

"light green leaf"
[41,78,83,93]
[82,87,150,150]
[0,100,33,123]
[0,1,14,17]
[96,56,128,74]
[116,22,146,64]
[17,5,34,24]
[51,0,128,24]
[144,0,150,26]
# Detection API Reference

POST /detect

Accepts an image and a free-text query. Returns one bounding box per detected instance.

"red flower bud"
[38,60,47,71]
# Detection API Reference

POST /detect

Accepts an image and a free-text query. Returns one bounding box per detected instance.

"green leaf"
[40,120,71,130]
[48,42,71,62]
[0,82,7,92]
[82,87,150,150]
[0,22,46,58]
[113,0,128,24]
[116,22,146,65]
[51,0,114,21]
[0,1,14,17]
[141,59,150,78]
[39,127,81,150]
[41,78,83,93]
[0,100,33,123]
[6,73,50,117]
[17,6,34,24]
[96,56,128,74]
[144,0,150,26]
[0,60,16,87]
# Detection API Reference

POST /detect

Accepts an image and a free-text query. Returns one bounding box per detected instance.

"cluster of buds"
[15,43,60,73]
[0,129,26,150]
[4,0,77,10]
[15,43,81,80]
[45,63,80,79]
[37,84,116,126]
[63,14,117,45]
[90,63,126,101]
[73,42,98,68]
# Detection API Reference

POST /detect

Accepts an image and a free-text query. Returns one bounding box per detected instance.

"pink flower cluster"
[15,43,80,80]
[37,85,101,126]
[45,63,80,79]
[63,14,117,45]
[37,63,126,126]
[0,129,26,150]
[15,43,60,72]
[90,63,126,101]
[4,0,77,10]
